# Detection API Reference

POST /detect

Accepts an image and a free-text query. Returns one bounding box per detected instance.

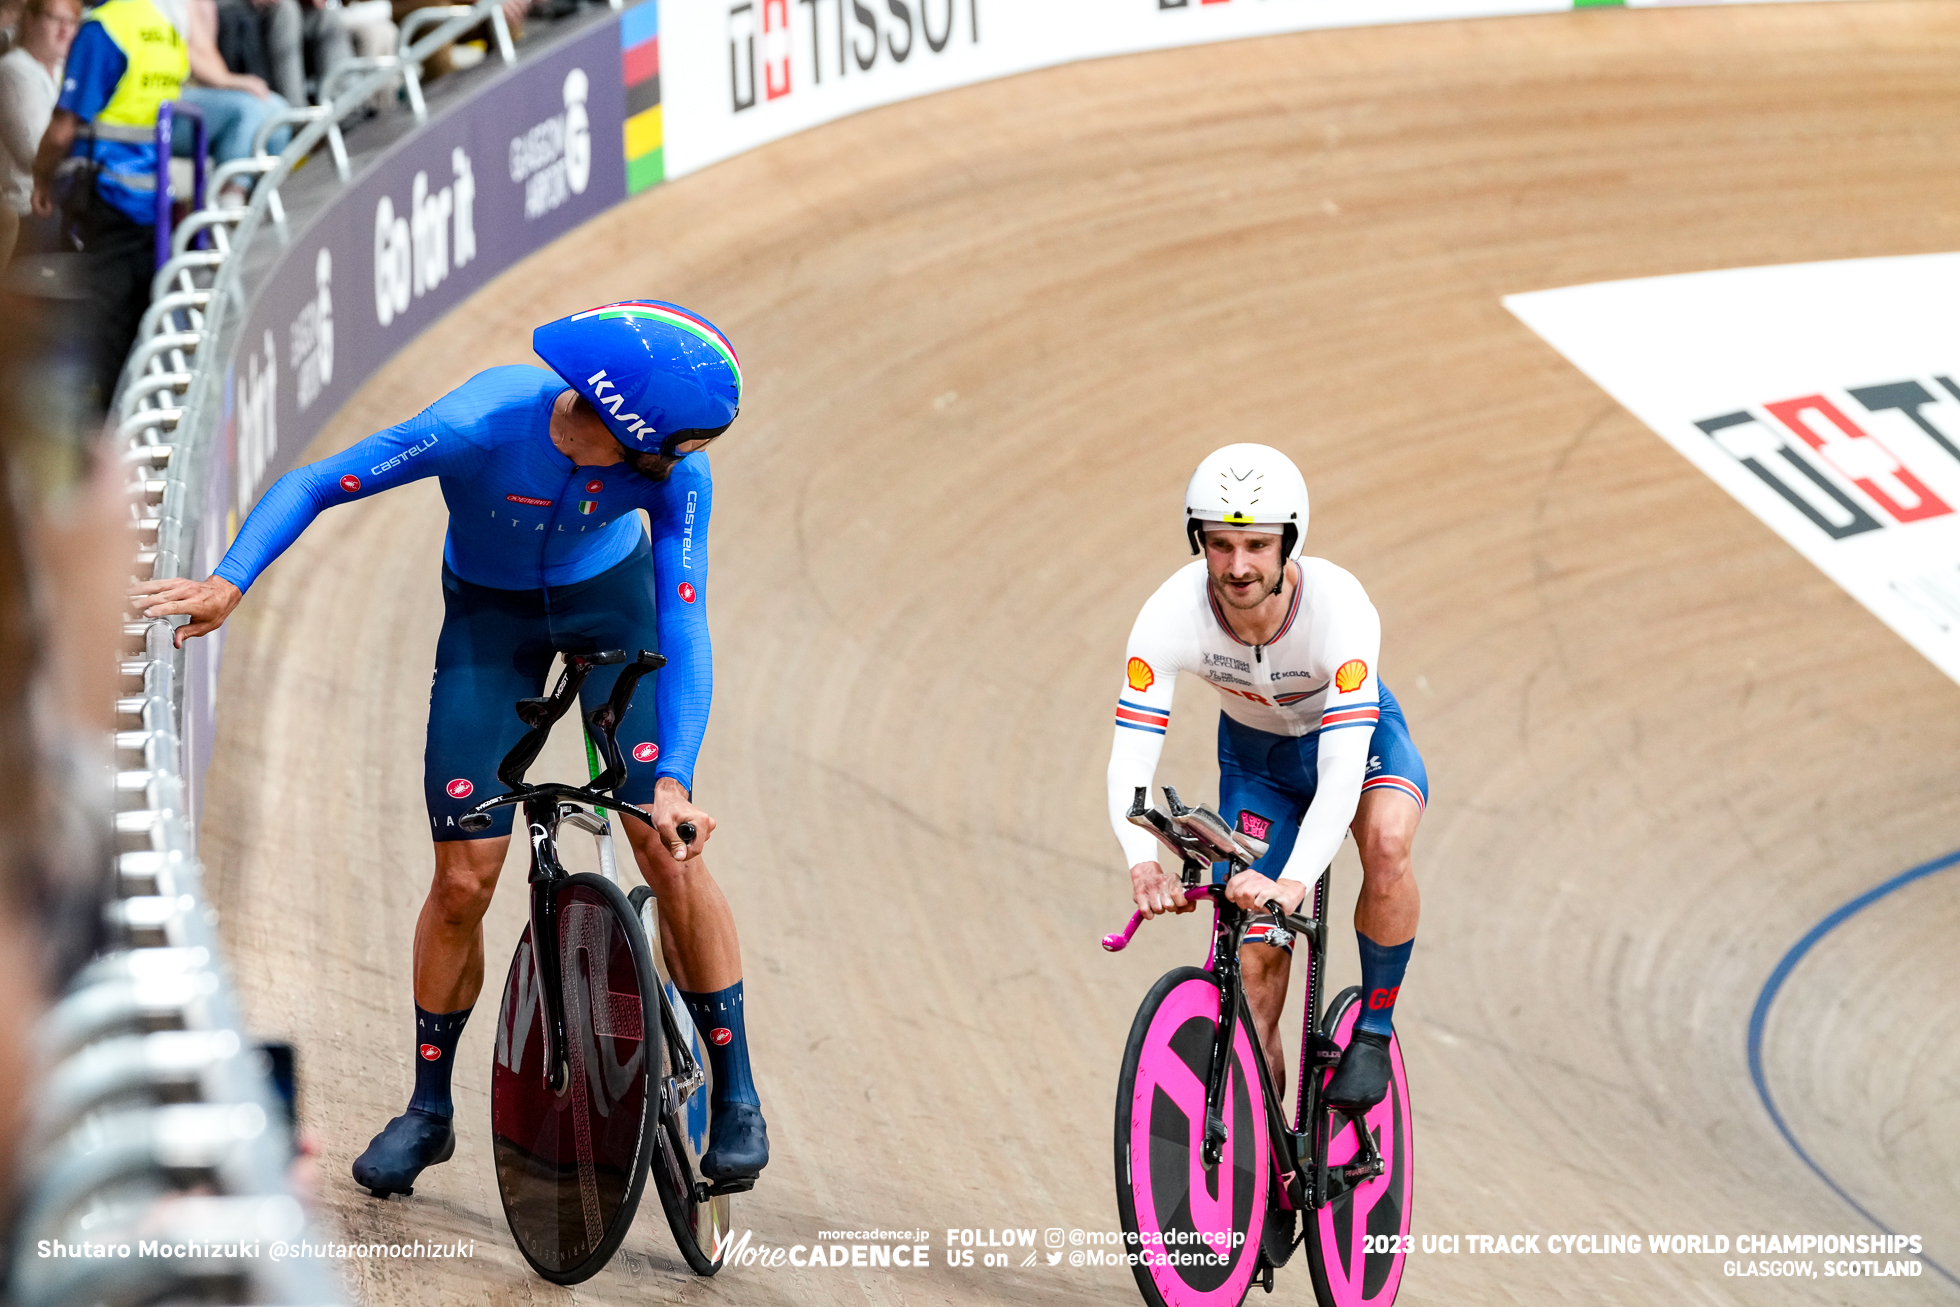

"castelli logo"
[419,1043,442,1061]
[631,742,659,763]
[446,778,474,799]
[710,1028,732,1046]
[678,582,696,604]
[585,479,603,493]
[339,474,361,493]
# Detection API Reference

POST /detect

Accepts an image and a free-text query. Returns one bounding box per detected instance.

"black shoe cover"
[1324,1030,1392,1110]
[351,1108,455,1197]
[701,1102,769,1181]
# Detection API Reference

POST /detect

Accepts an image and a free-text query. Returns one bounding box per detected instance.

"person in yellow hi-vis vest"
[30,0,187,412]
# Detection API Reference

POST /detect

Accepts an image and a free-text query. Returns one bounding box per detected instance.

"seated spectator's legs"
[260,0,304,104]
[301,3,349,93]
[176,84,289,200]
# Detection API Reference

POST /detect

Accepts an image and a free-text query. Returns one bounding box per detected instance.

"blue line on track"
[1746,846,1960,1288]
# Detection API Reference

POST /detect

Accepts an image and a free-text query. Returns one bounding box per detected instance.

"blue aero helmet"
[533,299,742,456]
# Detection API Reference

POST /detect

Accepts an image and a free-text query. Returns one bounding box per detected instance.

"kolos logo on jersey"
[1126,658,1155,692]
[1334,659,1368,693]
[632,742,659,763]
[446,778,474,799]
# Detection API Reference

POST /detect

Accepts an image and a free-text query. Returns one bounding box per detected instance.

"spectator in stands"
[0,0,22,57]
[215,0,348,106]
[390,0,523,80]
[178,0,288,205]
[29,0,187,414]
[0,0,80,262]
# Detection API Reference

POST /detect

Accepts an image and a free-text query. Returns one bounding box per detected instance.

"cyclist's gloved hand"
[1223,870,1307,917]
[650,776,714,862]
[1130,860,1196,919]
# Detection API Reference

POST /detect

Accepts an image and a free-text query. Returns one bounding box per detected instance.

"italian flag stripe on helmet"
[569,301,743,388]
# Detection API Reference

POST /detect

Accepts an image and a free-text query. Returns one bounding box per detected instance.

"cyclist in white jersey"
[1106,444,1427,1109]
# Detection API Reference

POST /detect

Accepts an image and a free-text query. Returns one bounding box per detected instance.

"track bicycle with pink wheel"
[1104,785,1413,1307]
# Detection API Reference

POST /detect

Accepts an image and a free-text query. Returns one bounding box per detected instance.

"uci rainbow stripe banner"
[621,1,661,192]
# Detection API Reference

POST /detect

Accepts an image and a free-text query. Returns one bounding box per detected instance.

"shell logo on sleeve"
[1333,659,1369,693]
[1126,658,1155,692]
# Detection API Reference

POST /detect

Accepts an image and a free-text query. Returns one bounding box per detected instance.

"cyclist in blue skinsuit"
[134,300,770,1196]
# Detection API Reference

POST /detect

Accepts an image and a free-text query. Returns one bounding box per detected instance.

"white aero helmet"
[1184,443,1310,560]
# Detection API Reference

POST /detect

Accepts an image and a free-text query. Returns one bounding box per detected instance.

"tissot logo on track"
[1695,379,1960,542]
[726,0,979,113]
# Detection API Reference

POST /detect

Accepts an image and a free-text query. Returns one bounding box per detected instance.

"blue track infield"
[1746,846,1960,1288]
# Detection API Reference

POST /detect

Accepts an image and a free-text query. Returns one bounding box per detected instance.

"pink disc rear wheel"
[1303,987,1414,1307]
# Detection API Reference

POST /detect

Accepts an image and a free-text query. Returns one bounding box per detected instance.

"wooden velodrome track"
[200,3,1960,1303]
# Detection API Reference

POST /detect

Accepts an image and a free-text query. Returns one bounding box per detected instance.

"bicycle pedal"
[701,1177,755,1198]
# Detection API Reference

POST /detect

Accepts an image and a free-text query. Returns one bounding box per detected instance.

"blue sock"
[1353,933,1413,1037]
[680,982,760,1108]
[407,1004,472,1119]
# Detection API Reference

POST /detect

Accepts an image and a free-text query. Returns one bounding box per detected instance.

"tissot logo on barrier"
[725,0,978,112]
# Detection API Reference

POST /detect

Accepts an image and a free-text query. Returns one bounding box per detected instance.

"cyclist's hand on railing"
[130,575,243,647]
[1131,860,1195,919]
[648,776,714,863]
[1223,869,1306,917]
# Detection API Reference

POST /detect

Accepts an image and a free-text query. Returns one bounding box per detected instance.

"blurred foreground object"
[0,281,343,1305]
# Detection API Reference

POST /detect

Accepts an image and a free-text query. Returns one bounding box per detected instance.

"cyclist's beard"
[1211,561,1282,609]
[621,447,681,482]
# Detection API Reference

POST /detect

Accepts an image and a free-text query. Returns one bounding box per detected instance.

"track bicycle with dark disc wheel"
[1104,785,1414,1307]
[456,649,732,1283]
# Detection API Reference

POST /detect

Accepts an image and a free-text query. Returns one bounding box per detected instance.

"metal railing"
[9,4,618,1301]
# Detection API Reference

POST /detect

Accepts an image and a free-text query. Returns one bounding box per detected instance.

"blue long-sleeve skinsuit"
[213,365,712,839]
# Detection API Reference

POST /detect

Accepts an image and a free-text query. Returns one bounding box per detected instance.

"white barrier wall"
[659,0,1838,179]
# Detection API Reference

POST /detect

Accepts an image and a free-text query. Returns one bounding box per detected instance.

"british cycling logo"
[374,147,479,329]
[725,0,980,114]
[509,68,592,221]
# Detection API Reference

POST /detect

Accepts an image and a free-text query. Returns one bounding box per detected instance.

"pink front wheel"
[1115,968,1269,1307]
[1303,987,1414,1307]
